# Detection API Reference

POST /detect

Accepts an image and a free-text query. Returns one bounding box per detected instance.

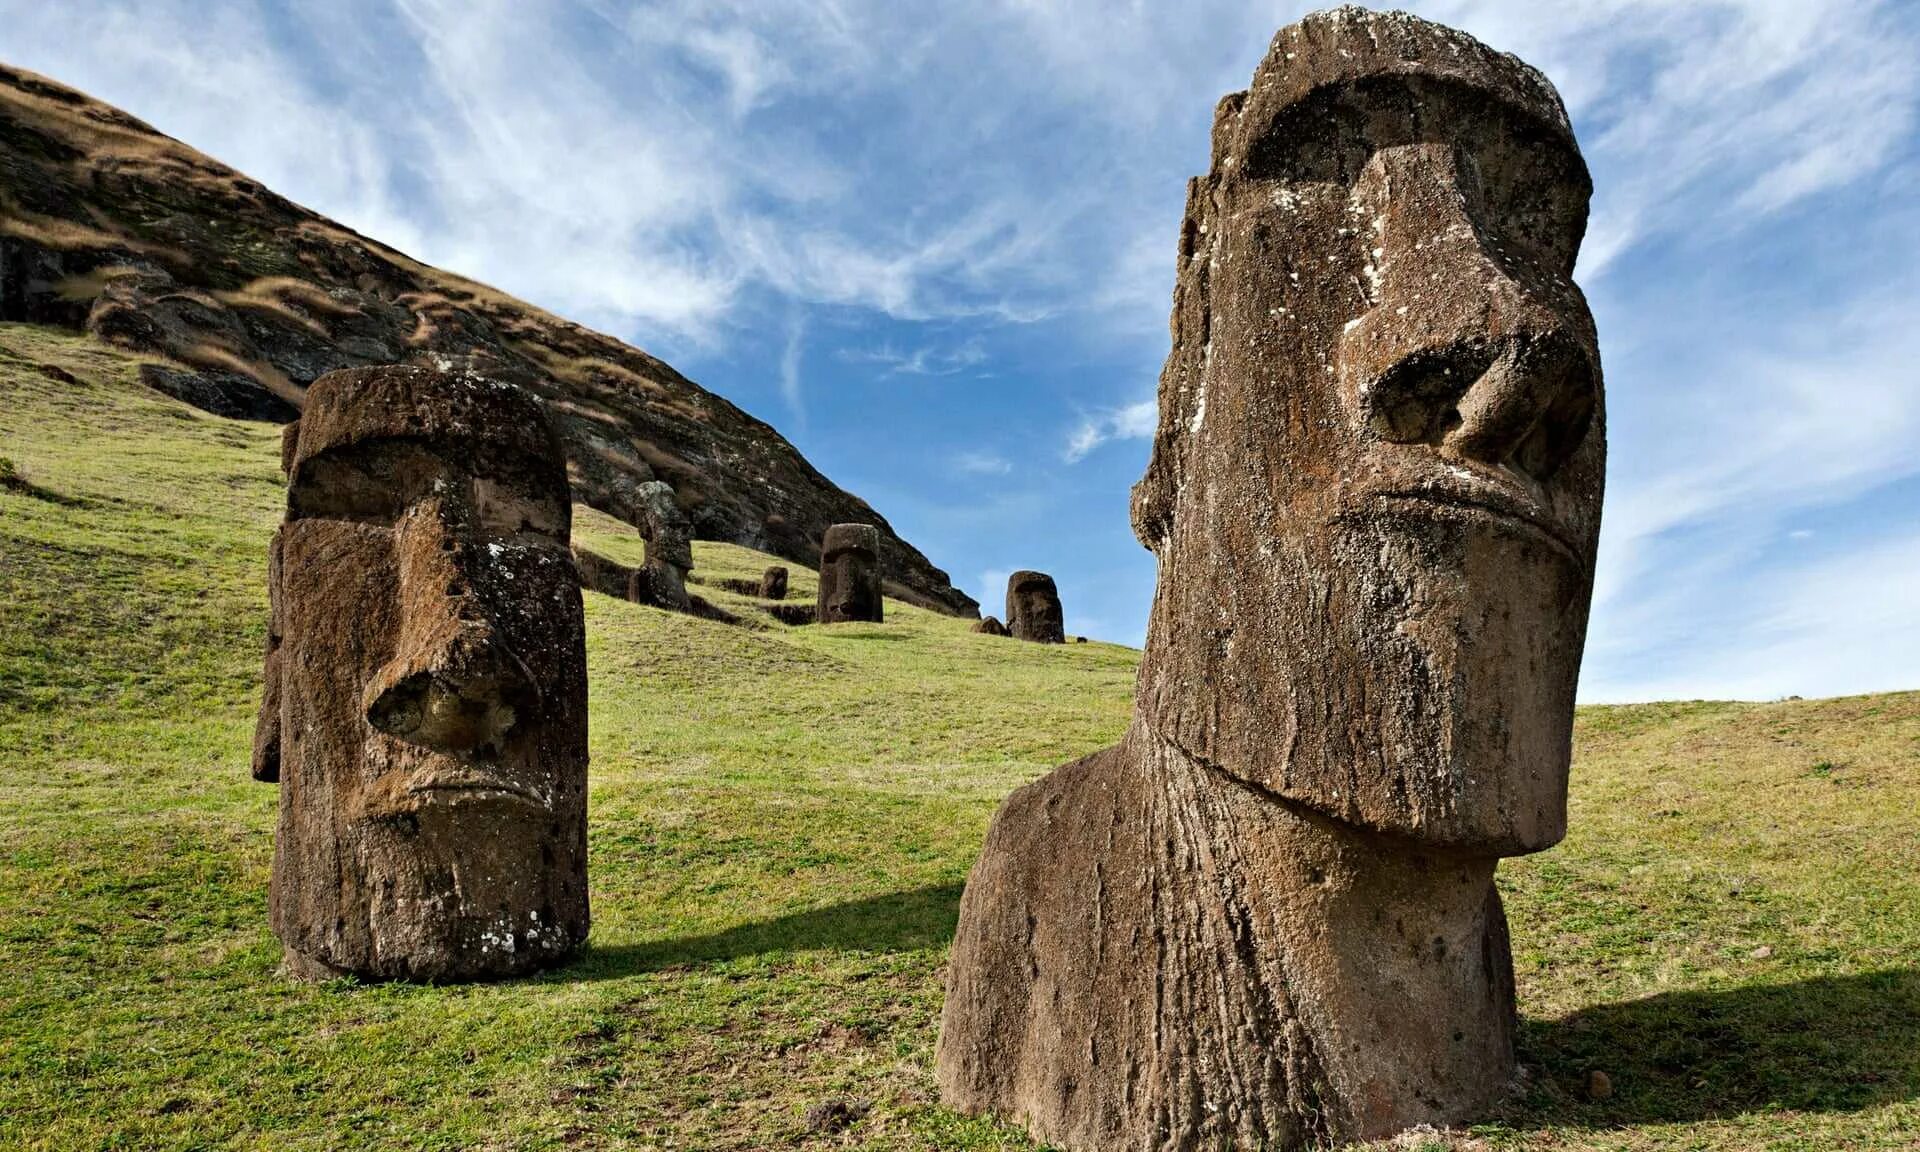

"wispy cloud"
[1064,399,1157,463]
[778,311,807,428]
[953,451,1013,477]
[840,339,987,378]
[3,0,1915,693]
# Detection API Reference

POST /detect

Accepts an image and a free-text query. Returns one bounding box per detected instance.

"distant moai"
[972,615,1009,637]
[253,364,590,982]
[1004,571,1064,644]
[816,523,884,623]
[632,480,694,610]
[936,9,1605,1150]
[760,565,789,600]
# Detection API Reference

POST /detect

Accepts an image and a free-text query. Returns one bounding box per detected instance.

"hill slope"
[2,321,1917,1150]
[0,62,977,617]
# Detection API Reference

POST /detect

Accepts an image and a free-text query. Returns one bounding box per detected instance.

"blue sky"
[5,0,1918,702]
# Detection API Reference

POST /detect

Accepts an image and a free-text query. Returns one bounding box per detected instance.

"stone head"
[817,523,883,623]
[259,364,589,980]
[1132,7,1604,855]
[636,479,693,573]
[1005,570,1065,644]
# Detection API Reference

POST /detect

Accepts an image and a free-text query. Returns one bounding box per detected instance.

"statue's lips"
[404,767,549,808]
[1365,482,1585,567]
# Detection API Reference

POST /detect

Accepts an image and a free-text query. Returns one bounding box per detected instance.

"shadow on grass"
[564,882,964,981]
[1516,967,1920,1125]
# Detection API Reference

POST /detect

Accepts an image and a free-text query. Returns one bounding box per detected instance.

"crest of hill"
[0,61,978,618]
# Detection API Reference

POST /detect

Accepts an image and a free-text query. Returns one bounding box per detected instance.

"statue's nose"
[362,497,538,756]
[1339,143,1598,485]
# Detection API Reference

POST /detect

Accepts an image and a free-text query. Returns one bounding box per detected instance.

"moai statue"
[972,615,1009,637]
[1004,571,1065,644]
[936,9,1604,1149]
[632,480,694,611]
[760,565,789,600]
[816,523,884,624]
[253,364,591,982]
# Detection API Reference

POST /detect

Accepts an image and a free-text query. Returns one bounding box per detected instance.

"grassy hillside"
[1,321,1916,1151]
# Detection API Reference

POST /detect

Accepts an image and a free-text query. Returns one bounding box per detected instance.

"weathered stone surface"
[140,362,297,423]
[760,565,789,600]
[0,62,978,618]
[972,615,1009,637]
[937,8,1604,1148]
[817,523,884,624]
[630,480,693,611]
[1004,571,1065,644]
[253,364,590,982]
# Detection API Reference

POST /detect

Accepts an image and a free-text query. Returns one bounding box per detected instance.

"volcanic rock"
[936,9,1606,1148]
[817,523,884,624]
[1005,570,1065,644]
[254,364,590,982]
[972,615,1009,637]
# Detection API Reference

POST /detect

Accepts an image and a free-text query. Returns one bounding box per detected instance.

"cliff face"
[0,63,978,617]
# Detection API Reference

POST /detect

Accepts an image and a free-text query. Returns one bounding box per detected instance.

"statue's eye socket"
[287,445,449,525]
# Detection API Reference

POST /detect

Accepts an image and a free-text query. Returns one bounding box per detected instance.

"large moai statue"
[632,480,694,611]
[936,9,1604,1149]
[1004,570,1065,644]
[253,364,591,982]
[816,523,884,623]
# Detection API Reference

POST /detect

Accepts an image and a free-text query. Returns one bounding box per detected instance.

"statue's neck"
[1128,721,1519,1139]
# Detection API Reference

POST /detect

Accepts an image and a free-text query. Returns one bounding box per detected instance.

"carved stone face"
[1132,13,1604,855]
[816,523,883,624]
[259,365,589,981]
[1005,571,1065,644]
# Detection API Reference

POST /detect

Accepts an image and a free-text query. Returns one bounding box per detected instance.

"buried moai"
[253,364,590,982]
[972,615,1009,637]
[631,480,694,610]
[1004,570,1064,644]
[760,565,789,600]
[936,9,1605,1149]
[816,523,884,623]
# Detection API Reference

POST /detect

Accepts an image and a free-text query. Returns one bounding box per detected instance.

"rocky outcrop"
[937,8,1606,1149]
[0,62,977,616]
[971,615,1009,637]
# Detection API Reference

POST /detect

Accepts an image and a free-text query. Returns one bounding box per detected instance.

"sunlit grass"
[2,322,1915,1150]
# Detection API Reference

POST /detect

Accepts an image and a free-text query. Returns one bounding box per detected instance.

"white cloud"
[1064,399,1157,463]
[778,312,806,427]
[5,0,1917,698]
[1584,529,1920,702]
[840,339,987,378]
[953,451,1013,477]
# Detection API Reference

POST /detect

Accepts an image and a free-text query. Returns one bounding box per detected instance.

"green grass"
[1,321,1916,1150]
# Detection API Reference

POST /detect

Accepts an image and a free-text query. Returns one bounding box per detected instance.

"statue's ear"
[279,419,301,477]
[251,528,284,783]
